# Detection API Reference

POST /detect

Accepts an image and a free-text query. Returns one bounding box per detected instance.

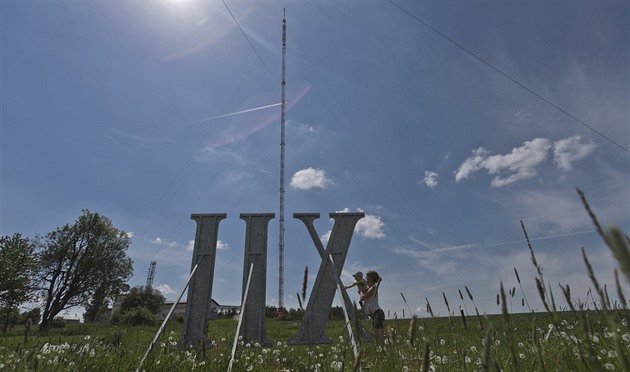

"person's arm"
[374,277,382,295]
[360,285,376,300]
[345,281,357,290]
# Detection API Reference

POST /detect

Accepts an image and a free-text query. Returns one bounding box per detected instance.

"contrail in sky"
[191,102,282,124]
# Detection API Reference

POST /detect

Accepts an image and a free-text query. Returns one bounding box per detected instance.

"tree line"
[0,210,133,331]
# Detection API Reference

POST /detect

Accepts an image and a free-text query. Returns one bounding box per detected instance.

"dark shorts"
[371,309,384,329]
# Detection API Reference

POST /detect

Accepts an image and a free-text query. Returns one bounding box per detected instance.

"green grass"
[2,191,628,370]
[1,310,629,371]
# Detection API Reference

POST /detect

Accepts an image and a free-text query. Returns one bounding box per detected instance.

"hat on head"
[353,271,363,278]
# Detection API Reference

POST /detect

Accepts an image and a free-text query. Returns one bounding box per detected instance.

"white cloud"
[323,208,387,240]
[455,138,552,187]
[321,230,331,243]
[420,170,438,189]
[125,232,134,239]
[290,167,332,190]
[154,283,177,296]
[356,214,386,239]
[485,138,551,187]
[553,136,596,171]
[336,208,386,239]
[186,239,229,252]
[152,237,178,247]
[454,148,490,182]
[455,136,598,188]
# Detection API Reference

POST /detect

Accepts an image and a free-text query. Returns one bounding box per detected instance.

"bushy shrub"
[111,306,156,326]
[50,316,66,328]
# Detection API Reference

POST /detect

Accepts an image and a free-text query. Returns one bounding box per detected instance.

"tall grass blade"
[425,297,434,318]
[421,342,430,372]
[408,315,417,346]
[401,292,412,315]
[481,326,493,372]
[606,227,630,284]
[614,269,627,309]
[560,283,576,311]
[582,247,608,311]
[577,188,606,240]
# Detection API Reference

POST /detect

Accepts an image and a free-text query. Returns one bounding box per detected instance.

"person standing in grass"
[361,270,384,342]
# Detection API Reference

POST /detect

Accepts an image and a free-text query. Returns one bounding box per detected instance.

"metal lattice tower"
[146,261,156,290]
[278,10,287,309]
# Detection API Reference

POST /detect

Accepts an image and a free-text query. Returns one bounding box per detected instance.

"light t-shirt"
[363,285,380,314]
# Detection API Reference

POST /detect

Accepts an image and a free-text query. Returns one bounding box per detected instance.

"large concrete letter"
[288,212,365,345]
[238,213,274,346]
[183,213,226,349]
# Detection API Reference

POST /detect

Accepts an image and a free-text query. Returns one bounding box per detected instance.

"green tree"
[117,285,165,315]
[21,307,41,324]
[111,306,157,326]
[0,233,38,332]
[37,210,133,330]
[83,285,110,323]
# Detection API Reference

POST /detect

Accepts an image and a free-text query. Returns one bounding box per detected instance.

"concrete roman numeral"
[288,212,365,345]
[182,211,366,348]
[183,213,226,349]
[238,213,275,345]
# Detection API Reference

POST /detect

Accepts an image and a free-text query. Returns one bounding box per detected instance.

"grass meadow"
[1,192,629,371]
[1,308,630,371]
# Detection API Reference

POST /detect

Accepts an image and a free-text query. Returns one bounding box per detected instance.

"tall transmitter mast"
[278,10,287,310]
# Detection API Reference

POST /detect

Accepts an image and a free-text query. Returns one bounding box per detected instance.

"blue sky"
[1,1,628,319]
